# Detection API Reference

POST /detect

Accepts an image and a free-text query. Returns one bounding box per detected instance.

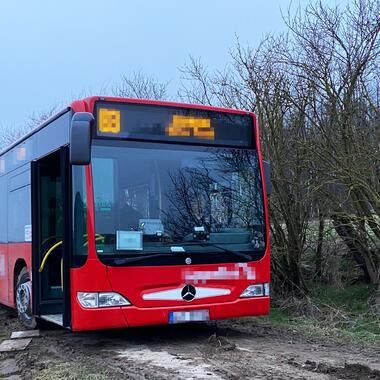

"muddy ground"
[0,306,379,380]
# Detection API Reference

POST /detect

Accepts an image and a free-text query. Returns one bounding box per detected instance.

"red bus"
[0,97,270,331]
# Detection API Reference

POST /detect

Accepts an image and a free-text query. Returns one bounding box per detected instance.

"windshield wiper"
[177,242,252,262]
[111,243,252,265]
[113,252,176,265]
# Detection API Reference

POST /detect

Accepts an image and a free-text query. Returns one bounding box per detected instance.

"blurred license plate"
[168,310,209,324]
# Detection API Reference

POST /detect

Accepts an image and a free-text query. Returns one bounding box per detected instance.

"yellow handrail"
[83,235,105,247]
[38,241,63,273]
[39,235,103,290]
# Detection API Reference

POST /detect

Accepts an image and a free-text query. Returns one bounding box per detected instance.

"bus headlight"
[98,292,130,307]
[77,292,98,308]
[240,283,270,298]
[77,292,131,308]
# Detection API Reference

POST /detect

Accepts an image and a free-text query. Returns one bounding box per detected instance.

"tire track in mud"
[116,347,221,379]
[98,323,380,380]
[1,307,380,380]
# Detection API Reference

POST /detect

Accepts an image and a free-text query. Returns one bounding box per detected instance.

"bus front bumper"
[71,296,270,331]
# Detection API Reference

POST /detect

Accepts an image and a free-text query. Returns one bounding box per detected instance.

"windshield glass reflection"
[91,142,265,259]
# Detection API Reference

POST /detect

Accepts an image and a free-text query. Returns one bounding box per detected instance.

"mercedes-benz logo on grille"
[181,284,196,302]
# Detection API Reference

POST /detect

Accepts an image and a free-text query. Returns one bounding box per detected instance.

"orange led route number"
[98,108,121,134]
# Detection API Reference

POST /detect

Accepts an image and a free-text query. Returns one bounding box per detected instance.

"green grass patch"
[258,284,380,346]
[35,362,112,380]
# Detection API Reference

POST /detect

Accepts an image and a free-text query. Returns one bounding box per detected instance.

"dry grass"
[261,284,380,346]
[34,363,112,380]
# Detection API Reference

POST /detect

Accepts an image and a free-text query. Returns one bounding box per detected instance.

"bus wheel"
[15,267,37,329]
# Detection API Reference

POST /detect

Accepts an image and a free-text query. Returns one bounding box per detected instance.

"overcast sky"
[0,0,346,131]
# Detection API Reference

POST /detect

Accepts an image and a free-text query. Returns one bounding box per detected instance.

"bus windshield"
[91,140,265,264]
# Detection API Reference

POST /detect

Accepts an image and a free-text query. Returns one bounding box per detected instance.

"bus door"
[31,147,71,327]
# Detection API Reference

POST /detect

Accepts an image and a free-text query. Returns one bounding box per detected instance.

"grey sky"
[0,0,346,131]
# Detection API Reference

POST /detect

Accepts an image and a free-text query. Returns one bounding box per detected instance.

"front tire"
[15,267,37,329]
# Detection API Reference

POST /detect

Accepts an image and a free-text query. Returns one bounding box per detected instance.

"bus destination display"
[95,102,253,147]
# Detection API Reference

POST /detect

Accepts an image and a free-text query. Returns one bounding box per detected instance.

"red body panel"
[0,244,9,305]
[70,247,270,331]
[70,259,123,330]
[123,297,270,328]
[71,296,269,331]
[107,258,269,309]
[0,243,31,307]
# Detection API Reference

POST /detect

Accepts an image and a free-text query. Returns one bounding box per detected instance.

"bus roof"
[0,97,255,157]
[73,96,253,117]
[0,108,70,157]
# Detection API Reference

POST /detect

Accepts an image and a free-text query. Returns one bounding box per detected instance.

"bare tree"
[113,71,169,100]
[180,0,380,297]
[163,149,265,250]
[279,0,380,286]
[180,42,312,293]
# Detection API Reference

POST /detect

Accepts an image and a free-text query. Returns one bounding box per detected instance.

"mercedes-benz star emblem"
[181,284,196,301]
[185,257,192,265]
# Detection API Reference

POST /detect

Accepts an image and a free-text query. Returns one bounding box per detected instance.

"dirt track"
[1,306,379,380]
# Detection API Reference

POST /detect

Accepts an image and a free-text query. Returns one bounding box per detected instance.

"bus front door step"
[10,330,40,339]
[40,314,63,326]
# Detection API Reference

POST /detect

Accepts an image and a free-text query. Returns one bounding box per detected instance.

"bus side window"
[8,170,31,243]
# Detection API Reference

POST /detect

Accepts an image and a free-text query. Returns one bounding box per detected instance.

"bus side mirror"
[70,112,93,165]
[263,160,272,196]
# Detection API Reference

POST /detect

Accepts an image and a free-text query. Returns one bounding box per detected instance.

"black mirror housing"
[70,112,93,165]
[263,160,272,196]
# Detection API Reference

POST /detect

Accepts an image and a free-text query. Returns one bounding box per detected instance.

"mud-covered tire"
[15,267,37,329]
